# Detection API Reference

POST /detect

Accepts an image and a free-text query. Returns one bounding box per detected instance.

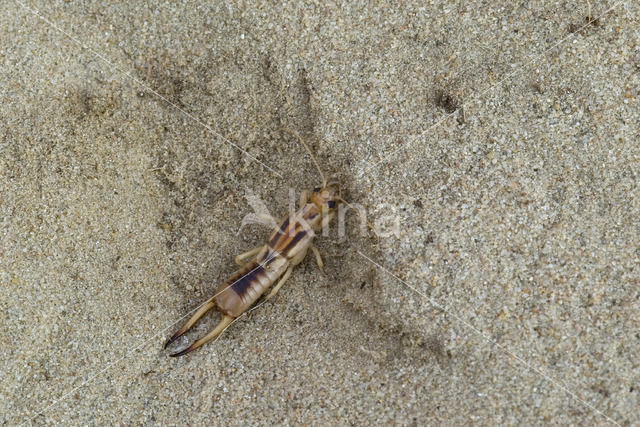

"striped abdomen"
[214,254,289,317]
[215,203,323,317]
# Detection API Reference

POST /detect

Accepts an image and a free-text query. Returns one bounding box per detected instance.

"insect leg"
[310,245,325,273]
[169,315,234,357]
[320,211,335,235]
[264,266,293,301]
[235,245,265,265]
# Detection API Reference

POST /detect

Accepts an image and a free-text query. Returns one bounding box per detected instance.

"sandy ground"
[2,0,639,424]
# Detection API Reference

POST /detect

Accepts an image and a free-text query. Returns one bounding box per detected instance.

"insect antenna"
[279,127,378,242]
[280,127,327,187]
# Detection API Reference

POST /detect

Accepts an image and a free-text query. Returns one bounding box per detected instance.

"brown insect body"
[164,181,338,357]
[216,202,327,317]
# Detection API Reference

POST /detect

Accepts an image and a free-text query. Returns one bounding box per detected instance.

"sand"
[2,0,639,424]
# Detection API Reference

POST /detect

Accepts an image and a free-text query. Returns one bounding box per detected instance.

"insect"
[164,129,360,357]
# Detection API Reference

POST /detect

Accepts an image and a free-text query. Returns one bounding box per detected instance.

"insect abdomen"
[214,257,288,317]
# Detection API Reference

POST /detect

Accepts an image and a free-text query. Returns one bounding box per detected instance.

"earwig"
[165,129,350,357]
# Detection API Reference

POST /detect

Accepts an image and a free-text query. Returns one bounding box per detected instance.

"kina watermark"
[237,188,400,239]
